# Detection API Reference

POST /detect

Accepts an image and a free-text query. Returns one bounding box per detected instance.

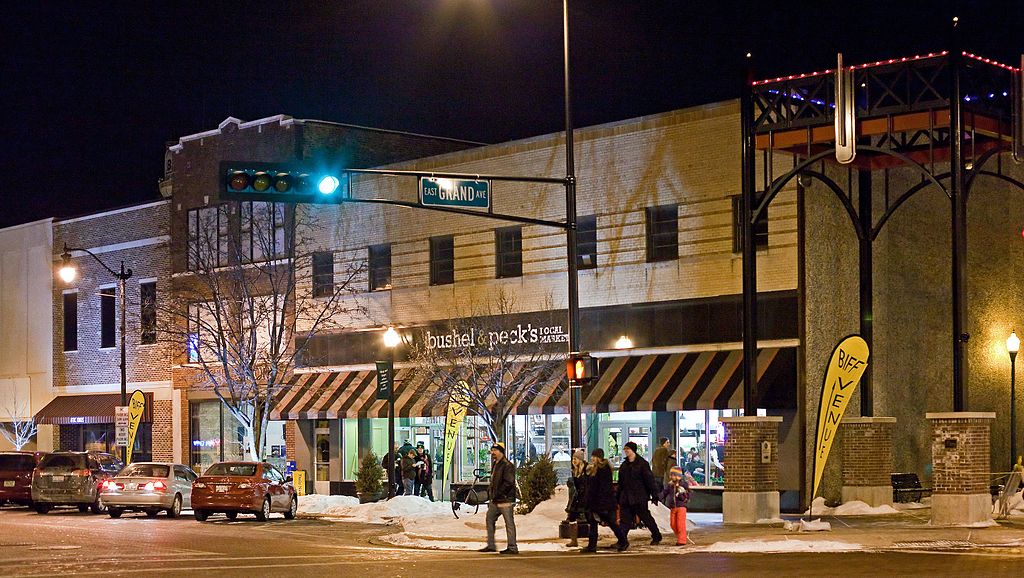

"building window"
[645,204,678,262]
[368,244,392,291]
[577,215,597,269]
[732,194,769,253]
[242,201,287,263]
[312,252,334,297]
[100,287,116,348]
[63,291,78,352]
[187,205,228,270]
[495,226,522,278]
[429,235,455,286]
[140,282,157,345]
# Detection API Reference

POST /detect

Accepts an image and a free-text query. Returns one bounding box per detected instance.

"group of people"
[478,438,691,556]
[383,441,435,501]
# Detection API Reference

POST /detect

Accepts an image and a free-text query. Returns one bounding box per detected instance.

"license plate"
[126,483,137,491]
[216,485,229,492]
[2,481,14,487]
[51,476,65,483]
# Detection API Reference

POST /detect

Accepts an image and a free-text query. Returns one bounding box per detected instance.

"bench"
[891,472,932,503]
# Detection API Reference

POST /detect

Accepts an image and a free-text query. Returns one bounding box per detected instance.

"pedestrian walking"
[617,441,663,546]
[652,437,672,495]
[400,448,418,497]
[659,465,690,545]
[581,448,627,552]
[565,449,588,547]
[415,444,434,501]
[382,443,402,496]
[479,443,518,555]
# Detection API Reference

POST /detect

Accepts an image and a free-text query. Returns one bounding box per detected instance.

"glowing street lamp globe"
[58,264,77,283]
[383,326,401,348]
[1009,330,1020,355]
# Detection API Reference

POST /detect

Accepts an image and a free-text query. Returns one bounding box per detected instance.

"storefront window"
[343,419,358,480]
[265,420,287,473]
[79,423,152,461]
[190,400,252,473]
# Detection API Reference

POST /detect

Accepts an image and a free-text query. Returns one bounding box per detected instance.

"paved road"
[1,505,1022,577]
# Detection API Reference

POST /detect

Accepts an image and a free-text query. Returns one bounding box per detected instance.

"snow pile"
[892,501,929,511]
[803,497,900,516]
[784,518,831,532]
[993,489,1023,517]
[705,539,862,553]
[382,533,571,552]
[298,494,473,524]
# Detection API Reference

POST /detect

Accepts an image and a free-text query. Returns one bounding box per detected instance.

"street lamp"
[614,335,634,350]
[58,243,133,463]
[1008,330,1020,466]
[383,326,401,499]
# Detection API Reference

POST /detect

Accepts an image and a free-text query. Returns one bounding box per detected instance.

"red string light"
[753,50,1018,85]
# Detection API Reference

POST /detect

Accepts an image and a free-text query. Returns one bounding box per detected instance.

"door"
[263,464,287,509]
[314,422,330,495]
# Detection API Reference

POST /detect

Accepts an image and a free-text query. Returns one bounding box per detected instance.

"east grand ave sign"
[419,177,490,210]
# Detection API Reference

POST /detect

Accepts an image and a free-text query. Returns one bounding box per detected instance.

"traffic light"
[220,161,348,204]
[566,352,598,382]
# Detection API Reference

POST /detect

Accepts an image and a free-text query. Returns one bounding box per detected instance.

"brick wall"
[721,417,781,493]
[285,421,297,463]
[840,418,893,487]
[152,399,173,461]
[929,414,993,495]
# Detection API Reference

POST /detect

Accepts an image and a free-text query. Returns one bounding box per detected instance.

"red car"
[191,461,297,522]
[0,452,46,507]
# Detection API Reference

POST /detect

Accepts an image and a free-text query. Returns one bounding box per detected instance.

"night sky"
[1,0,1020,229]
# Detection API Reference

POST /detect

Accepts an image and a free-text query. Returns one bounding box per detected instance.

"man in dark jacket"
[652,437,671,494]
[479,443,518,554]
[617,441,663,545]
[582,448,627,552]
[414,444,434,501]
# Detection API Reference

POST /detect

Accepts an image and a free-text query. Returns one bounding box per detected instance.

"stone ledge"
[719,416,784,423]
[843,417,896,424]
[926,412,996,420]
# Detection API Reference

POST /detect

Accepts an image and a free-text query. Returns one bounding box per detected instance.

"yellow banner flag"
[126,390,146,464]
[441,386,469,500]
[812,335,870,500]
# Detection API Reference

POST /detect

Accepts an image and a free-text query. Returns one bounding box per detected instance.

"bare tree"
[160,203,363,460]
[0,389,37,451]
[408,289,565,445]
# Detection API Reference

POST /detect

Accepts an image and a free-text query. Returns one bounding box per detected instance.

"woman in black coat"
[581,448,627,553]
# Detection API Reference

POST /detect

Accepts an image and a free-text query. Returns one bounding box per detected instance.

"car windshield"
[119,464,169,478]
[38,454,87,470]
[204,463,257,477]
[0,454,36,470]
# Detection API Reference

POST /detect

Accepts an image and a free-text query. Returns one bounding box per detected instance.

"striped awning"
[35,393,155,425]
[273,347,796,420]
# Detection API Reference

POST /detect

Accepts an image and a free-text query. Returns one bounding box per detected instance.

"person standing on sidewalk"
[401,448,418,497]
[617,441,663,546]
[414,444,434,501]
[652,437,672,495]
[479,443,518,555]
[582,448,627,552]
[659,465,690,545]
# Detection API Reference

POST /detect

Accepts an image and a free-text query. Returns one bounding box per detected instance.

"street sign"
[419,177,490,210]
[115,406,129,447]
[376,360,393,400]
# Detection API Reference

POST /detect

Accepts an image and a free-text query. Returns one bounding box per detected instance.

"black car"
[31,451,123,514]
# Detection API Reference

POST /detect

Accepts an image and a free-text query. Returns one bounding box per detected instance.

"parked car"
[0,451,47,507]
[191,461,296,522]
[100,462,198,518]
[32,451,123,514]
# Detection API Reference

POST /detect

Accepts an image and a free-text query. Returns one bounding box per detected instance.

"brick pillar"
[151,400,174,462]
[840,417,895,506]
[720,416,782,524]
[285,421,297,464]
[179,391,190,467]
[927,412,995,526]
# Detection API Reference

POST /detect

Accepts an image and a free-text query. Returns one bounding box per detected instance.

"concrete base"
[930,493,993,526]
[841,485,893,507]
[723,491,780,524]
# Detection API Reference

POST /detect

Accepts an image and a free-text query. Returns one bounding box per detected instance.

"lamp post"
[383,326,402,499]
[1008,330,1020,466]
[58,243,133,463]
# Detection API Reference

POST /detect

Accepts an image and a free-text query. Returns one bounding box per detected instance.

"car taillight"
[193,482,206,488]
[72,469,92,477]
[144,481,166,492]
[101,480,122,491]
[237,483,251,489]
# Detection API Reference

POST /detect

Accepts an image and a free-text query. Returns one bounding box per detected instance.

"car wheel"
[194,509,208,522]
[167,494,182,518]
[284,496,297,520]
[255,496,271,521]
[108,508,123,519]
[35,503,51,514]
[91,497,106,514]
[77,504,89,513]
[225,511,238,520]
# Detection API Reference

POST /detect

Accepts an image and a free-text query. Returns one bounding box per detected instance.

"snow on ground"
[784,519,831,532]
[994,489,1023,516]
[704,539,863,553]
[380,533,572,552]
[298,494,475,524]
[803,497,900,516]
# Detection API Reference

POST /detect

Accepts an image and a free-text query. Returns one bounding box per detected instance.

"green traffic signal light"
[220,162,347,204]
[318,175,341,195]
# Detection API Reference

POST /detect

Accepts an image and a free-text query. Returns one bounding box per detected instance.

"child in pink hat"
[658,465,690,545]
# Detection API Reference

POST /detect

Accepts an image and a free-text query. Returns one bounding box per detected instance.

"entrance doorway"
[314,420,330,495]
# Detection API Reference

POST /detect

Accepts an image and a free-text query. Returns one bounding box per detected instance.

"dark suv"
[32,452,123,514]
[0,451,46,507]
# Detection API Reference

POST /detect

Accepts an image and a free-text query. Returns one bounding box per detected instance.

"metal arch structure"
[740,34,1022,415]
